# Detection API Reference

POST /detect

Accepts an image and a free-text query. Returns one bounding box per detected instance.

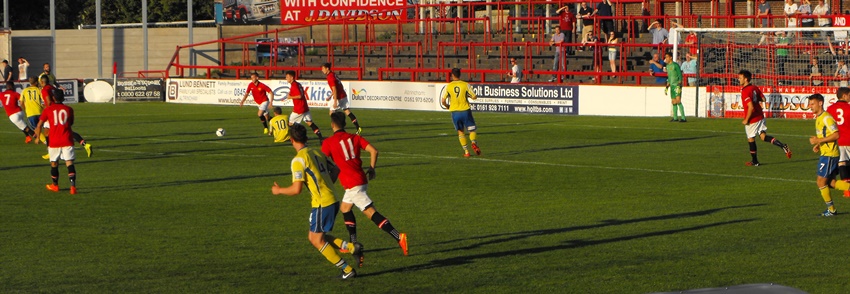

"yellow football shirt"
[269,115,290,143]
[21,86,43,117]
[816,111,839,157]
[291,147,337,208]
[444,80,476,112]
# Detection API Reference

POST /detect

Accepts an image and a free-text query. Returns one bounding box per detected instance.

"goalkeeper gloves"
[366,167,376,180]
[664,86,669,96]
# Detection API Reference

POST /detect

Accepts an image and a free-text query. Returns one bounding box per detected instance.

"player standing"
[738,70,791,166]
[40,81,93,157]
[441,68,481,157]
[825,87,850,198]
[664,52,686,122]
[322,112,408,265]
[271,123,362,279]
[322,63,362,135]
[239,72,274,135]
[34,88,78,195]
[284,70,323,142]
[807,94,850,216]
[268,107,290,143]
[2,82,37,142]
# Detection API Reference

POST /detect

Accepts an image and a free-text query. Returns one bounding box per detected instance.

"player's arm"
[466,86,477,100]
[265,85,273,107]
[289,90,302,100]
[272,180,303,196]
[742,99,754,125]
[441,88,450,109]
[240,86,250,107]
[556,6,567,13]
[364,143,378,180]
[33,118,47,144]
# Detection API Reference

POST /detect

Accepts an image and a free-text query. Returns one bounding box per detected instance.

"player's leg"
[746,134,759,166]
[452,112,470,156]
[817,156,838,216]
[758,129,791,158]
[343,108,361,134]
[466,111,480,156]
[308,204,357,278]
[11,112,34,142]
[675,92,686,122]
[362,206,407,255]
[46,148,60,192]
[840,147,850,197]
[72,132,93,157]
[257,102,269,134]
[304,112,322,141]
[339,201,358,243]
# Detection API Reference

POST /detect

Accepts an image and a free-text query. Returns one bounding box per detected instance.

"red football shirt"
[1,89,22,116]
[685,33,698,55]
[40,103,75,147]
[246,81,272,105]
[327,72,347,100]
[827,100,850,146]
[322,130,371,189]
[289,81,309,114]
[741,84,765,124]
[41,84,54,106]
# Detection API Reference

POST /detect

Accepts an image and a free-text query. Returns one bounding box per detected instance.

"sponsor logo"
[167,81,179,100]
[351,88,368,100]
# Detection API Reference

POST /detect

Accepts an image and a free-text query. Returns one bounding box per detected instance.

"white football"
[216,128,226,137]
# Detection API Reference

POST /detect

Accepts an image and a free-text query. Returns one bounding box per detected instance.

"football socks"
[68,164,76,187]
[764,135,784,148]
[459,135,469,153]
[50,166,59,185]
[319,242,353,274]
[259,115,268,128]
[332,238,355,253]
[469,131,477,142]
[819,186,836,213]
[342,211,358,243]
[676,103,686,121]
[672,104,679,121]
[348,113,361,129]
[749,141,759,164]
[73,133,85,146]
[309,123,323,140]
[371,212,402,242]
[834,180,850,190]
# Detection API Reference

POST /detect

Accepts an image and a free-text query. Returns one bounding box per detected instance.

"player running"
[807,94,850,216]
[268,107,290,143]
[322,112,408,266]
[664,52,686,122]
[1,82,38,142]
[271,123,362,280]
[34,89,79,195]
[41,76,92,157]
[283,70,323,142]
[239,72,274,135]
[22,77,45,131]
[441,68,481,157]
[322,63,362,134]
[738,70,791,166]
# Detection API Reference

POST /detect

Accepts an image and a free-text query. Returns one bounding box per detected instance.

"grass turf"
[1,102,849,293]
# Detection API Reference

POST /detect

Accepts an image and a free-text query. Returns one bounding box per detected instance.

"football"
[216,128,226,137]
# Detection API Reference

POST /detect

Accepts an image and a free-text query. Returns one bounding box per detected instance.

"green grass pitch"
[2,103,849,293]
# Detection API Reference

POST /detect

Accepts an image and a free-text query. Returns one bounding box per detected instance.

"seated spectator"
[648,52,667,84]
[681,52,698,86]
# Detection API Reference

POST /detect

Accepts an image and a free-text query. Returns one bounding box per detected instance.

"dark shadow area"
[487,135,720,156]
[87,172,289,193]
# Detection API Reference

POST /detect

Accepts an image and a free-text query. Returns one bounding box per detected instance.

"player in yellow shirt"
[271,123,362,279]
[20,77,46,143]
[808,94,850,216]
[268,107,290,143]
[441,68,481,157]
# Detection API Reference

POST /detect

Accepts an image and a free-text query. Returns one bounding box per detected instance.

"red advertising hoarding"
[280,0,410,24]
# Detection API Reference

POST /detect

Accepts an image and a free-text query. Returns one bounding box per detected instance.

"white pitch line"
[385,151,811,183]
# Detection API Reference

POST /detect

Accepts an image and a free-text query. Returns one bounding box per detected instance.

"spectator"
[784,0,798,28]
[649,52,667,84]
[578,2,594,50]
[834,58,848,87]
[607,33,618,73]
[556,5,576,55]
[813,0,830,28]
[549,26,566,82]
[17,57,28,82]
[685,31,698,55]
[810,56,823,86]
[649,20,669,54]
[581,27,598,51]
[775,31,790,84]
[681,52,698,86]
[1,60,13,82]
[640,0,651,33]
[507,58,522,83]
[798,0,814,49]
[758,0,772,28]
[594,0,614,37]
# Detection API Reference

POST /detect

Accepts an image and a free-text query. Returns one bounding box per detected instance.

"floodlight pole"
[143,0,148,71]
[3,0,8,28]
[50,0,56,77]
[188,0,194,77]
[97,0,102,78]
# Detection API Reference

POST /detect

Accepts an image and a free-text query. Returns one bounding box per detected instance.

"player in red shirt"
[40,76,92,157]
[34,87,78,195]
[2,82,37,142]
[284,70,323,142]
[826,87,850,197]
[738,70,792,166]
[323,63,362,135]
[321,112,408,264]
[239,72,274,135]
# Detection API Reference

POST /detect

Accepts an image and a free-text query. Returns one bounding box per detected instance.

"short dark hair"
[53,88,65,103]
[330,112,347,128]
[250,72,259,77]
[2,60,7,64]
[838,87,850,100]
[664,52,673,59]
[5,81,13,90]
[285,70,296,78]
[321,62,331,69]
[808,93,825,102]
[289,123,308,143]
[273,106,282,115]
[738,70,753,82]
[451,68,461,78]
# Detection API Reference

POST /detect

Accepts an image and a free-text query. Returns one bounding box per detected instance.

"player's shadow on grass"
[124,117,232,125]
[358,204,763,277]
[487,135,720,156]
[87,172,287,192]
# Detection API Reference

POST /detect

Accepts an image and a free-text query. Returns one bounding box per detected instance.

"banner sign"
[279,0,409,24]
[709,85,832,119]
[115,79,164,102]
[11,80,79,104]
[217,0,282,25]
[443,84,579,115]
[166,78,345,108]
[348,81,439,111]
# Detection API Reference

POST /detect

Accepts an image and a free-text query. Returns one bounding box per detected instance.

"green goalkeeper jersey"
[667,62,682,86]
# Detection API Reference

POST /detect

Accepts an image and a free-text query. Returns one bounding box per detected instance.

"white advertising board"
[348,81,440,111]
[165,78,348,108]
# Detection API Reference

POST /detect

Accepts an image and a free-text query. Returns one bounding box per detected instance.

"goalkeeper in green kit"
[664,52,686,122]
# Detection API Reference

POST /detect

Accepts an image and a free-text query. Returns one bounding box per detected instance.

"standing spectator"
[38,63,56,87]
[507,58,522,83]
[607,33,618,73]
[685,31,698,55]
[775,31,790,85]
[578,2,594,50]
[594,0,614,37]
[813,0,830,29]
[2,60,13,82]
[556,5,576,55]
[640,0,651,33]
[798,0,814,50]
[758,0,772,28]
[549,26,566,82]
[17,57,28,82]
[834,59,848,87]
[784,0,798,28]
[681,52,698,86]
[648,52,667,84]
[810,56,823,86]
[649,20,669,54]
